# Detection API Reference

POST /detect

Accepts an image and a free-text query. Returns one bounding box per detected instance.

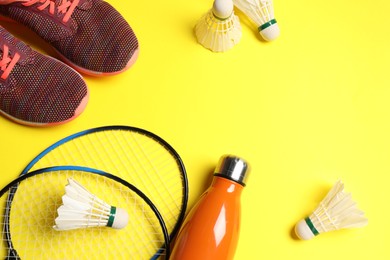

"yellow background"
[1,0,390,259]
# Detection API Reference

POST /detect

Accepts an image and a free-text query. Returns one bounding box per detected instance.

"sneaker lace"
[0,45,20,80]
[22,0,80,23]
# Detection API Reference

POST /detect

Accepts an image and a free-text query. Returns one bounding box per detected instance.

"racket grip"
[170,155,250,260]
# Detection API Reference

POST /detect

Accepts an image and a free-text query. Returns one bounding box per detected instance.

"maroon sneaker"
[0,0,139,76]
[0,26,89,126]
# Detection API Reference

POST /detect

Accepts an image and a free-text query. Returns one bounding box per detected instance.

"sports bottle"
[170,154,250,260]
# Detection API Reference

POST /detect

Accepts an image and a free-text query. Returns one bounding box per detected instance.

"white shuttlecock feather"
[195,0,242,52]
[295,180,368,240]
[53,178,129,231]
[233,0,280,41]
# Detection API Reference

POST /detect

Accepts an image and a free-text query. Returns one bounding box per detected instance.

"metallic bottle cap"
[214,155,250,186]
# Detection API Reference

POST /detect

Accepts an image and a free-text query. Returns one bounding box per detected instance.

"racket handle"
[170,155,250,260]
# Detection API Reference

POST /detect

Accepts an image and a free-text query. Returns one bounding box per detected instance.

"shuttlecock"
[233,0,280,41]
[53,178,129,231]
[295,180,368,240]
[195,0,242,52]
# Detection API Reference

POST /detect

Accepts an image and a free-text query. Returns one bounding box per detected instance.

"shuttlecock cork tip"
[109,207,129,229]
[295,218,317,240]
[212,0,233,20]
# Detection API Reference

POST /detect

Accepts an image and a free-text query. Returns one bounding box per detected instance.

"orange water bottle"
[170,154,250,260]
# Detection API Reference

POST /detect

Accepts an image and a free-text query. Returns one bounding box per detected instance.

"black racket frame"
[1,165,172,259]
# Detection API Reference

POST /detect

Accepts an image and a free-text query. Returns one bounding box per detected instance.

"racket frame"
[1,165,171,259]
[21,125,189,241]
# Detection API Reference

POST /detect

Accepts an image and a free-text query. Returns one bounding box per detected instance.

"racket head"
[1,166,170,259]
[21,125,188,241]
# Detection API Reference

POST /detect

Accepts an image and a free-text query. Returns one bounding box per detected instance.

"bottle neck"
[211,175,244,195]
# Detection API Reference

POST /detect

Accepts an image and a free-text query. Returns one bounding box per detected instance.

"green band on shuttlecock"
[212,11,232,21]
[107,206,116,227]
[258,19,277,31]
[305,217,319,236]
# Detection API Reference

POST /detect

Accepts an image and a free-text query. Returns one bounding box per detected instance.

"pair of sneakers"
[0,0,139,126]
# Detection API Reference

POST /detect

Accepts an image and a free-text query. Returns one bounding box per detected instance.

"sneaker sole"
[0,90,89,127]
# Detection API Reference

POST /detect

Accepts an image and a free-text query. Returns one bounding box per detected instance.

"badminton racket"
[19,125,188,242]
[0,165,170,259]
